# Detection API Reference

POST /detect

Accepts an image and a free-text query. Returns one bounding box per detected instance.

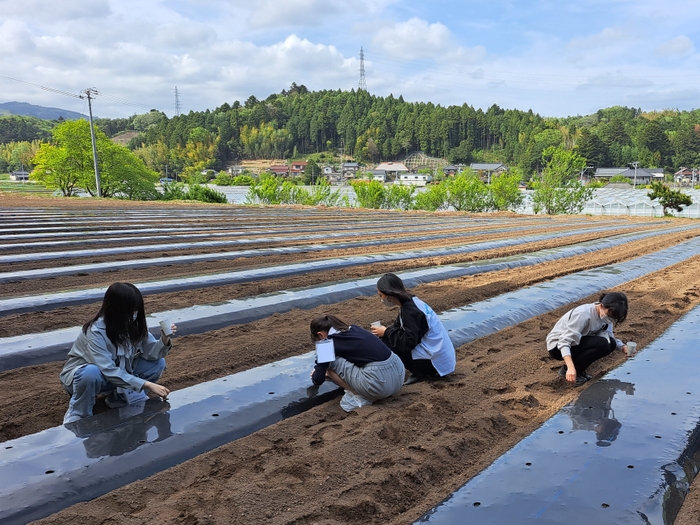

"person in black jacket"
[371,273,456,385]
[310,314,405,411]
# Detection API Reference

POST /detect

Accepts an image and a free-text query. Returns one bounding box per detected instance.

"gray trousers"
[330,352,405,401]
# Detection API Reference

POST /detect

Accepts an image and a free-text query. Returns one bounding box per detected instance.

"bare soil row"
[0,194,698,524]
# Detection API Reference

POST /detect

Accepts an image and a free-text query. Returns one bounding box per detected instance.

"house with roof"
[290,161,307,175]
[342,162,360,173]
[10,169,30,181]
[365,169,387,182]
[374,162,409,176]
[675,167,697,183]
[470,163,508,183]
[227,165,246,175]
[593,167,663,186]
[396,172,432,187]
[442,165,464,176]
[269,164,290,176]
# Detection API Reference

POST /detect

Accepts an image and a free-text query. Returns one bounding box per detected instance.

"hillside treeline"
[3,86,700,176]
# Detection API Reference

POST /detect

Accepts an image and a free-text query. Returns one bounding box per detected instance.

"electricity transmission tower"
[358,47,367,91]
[174,86,181,116]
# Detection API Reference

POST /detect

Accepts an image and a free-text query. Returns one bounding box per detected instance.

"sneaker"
[574,374,589,386]
[104,390,128,409]
[557,365,567,378]
[404,373,427,386]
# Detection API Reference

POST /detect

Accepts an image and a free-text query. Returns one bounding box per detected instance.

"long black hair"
[83,282,147,348]
[376,273,413,304]
[310,314,350,342]
[599,292,628,325]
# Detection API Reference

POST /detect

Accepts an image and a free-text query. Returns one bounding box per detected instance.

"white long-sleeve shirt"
[546,303,623,358]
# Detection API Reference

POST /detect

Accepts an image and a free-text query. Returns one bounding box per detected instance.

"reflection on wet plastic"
[0,352,340,525]
[563,379,634,448]
[64,398,173,458]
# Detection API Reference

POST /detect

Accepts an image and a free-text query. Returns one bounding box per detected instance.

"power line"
[0,75,81,99]
[0,74,162,114]
[95,91,156,112]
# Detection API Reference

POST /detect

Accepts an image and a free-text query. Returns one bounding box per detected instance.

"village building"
[10,169,30,181]
[290,161,307,175]
[470,163,508,183]
[593,167,663,186]
[365,169,387,182]
[269,165,290,176]
[374,162,409,177]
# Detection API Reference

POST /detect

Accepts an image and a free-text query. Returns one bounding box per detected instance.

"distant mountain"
[0,101,87,120]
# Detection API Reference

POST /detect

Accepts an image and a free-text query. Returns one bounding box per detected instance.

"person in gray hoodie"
[60,282,175,424]
[546,292,629,386]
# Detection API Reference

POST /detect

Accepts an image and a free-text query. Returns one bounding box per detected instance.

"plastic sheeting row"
[2,225,699,372]
[0,222,671,316]
[3,234,700,524]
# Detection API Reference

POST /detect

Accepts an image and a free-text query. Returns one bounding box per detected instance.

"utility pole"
[81,88,101,197]
[580,165,594,183]
[630,161,639,189]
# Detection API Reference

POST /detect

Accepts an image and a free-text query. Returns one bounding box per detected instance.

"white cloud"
[1,0,700,118]
[655,36,694,57]
[0,0,110,21]
[568,27,630,50]
[372,17,484,63]
[576,71,654,90]
[0,21,36,55]
[248,0,355,28]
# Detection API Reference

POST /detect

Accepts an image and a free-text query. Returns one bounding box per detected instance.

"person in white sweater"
[546,292,629,386]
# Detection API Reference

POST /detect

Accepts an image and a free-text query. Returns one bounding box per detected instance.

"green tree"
[672,126,700,169]
[489,171,524,211]
[609,174,632,185]
[413,182,449,211]
[447,172,491,212]
[575,129,609,168]
[532,146,594,214]
[95,141,159,199]
[31,119,158,198]
[305,158,322,184]
[31,120,96,196]
[350,180,386,209]
[647,181,692,215]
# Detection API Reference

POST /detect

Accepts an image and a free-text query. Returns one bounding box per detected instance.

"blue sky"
[1,0,698,118]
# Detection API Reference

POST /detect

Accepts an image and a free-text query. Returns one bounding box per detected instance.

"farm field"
[1,193,700,524]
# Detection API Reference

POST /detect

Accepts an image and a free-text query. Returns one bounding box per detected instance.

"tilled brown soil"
[1,194,699,524]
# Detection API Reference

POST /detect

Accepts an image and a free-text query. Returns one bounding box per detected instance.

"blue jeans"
[63,358,166,424]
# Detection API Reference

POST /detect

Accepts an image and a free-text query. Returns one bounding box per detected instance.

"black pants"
[396,351,439,377]
[549,336,616,374]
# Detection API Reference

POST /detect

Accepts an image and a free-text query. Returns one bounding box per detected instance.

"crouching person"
[60,282,175,424]
[310,314,405,412]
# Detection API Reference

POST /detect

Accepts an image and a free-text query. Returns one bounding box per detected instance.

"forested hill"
[3,86,700,174]
[0,101,86,120]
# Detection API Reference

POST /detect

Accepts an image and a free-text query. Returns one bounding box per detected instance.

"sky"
[1,0,699,119]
